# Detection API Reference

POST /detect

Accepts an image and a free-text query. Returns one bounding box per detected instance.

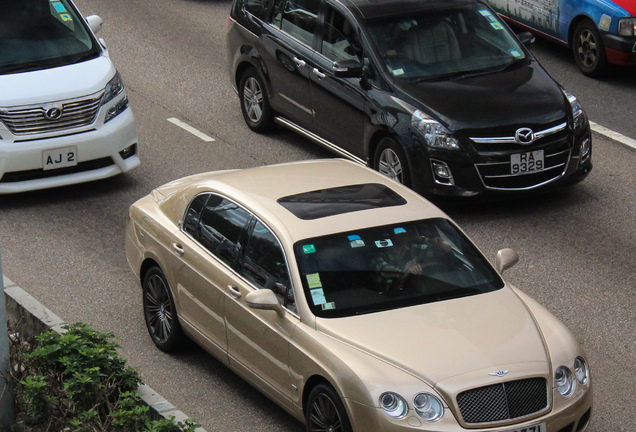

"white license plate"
[42,146,77,170]
[511,150,544,175]
[503,423,546,432]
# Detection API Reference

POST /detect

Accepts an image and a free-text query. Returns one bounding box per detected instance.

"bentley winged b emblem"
[489,370,510,377]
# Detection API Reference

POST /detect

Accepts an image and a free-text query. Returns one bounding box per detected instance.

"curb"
[2,274,206,432]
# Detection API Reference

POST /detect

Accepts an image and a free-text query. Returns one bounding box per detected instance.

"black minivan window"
[243,0,269,20]
[321,7,362,63]
[196,195,251,269]
[270,0,319,45]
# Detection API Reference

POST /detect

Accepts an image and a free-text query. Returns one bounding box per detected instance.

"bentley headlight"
[618,17,636,36]
[411,110,460,150]
[380,392,408,419]
[563,90,585,131]
[574,356,589,384]
[414,392,444,422]
[555,366,574,396]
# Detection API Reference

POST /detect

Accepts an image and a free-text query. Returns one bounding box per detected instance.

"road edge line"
[2,275,207,432]
[590,121,636,150]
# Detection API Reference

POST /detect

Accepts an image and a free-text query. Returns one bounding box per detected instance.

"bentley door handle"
[172,243,184,256]
[228,285,241,299]
[293,57,306,68]
[312,68,326,79]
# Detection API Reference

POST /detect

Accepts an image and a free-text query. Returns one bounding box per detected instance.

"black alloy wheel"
[142,267,183,352]
[239,67,275,133]
[374,136,411,187]
[572,19,608,77]
[306,384,352,432]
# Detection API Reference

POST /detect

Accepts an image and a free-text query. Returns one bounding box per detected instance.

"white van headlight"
[102,71,125,106]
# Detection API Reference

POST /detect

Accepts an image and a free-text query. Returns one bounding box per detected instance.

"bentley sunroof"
[277,183,407,220]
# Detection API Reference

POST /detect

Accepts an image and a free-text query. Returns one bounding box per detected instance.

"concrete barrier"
[3,275,206,431]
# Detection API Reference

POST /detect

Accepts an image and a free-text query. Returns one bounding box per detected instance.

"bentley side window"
[197,195,251,269]
[183,193,209,237]
[270,0,319,46]
[242,220,296,314]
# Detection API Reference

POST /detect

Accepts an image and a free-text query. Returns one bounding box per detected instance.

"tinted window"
[243,0,269,20]
[0,0,100,74]
[242,220,296,314]
[270,0,319,45]
[183,194,209,237]
[294,218,504,318]
[321,7,362,63]
[278,183,407,220]
[197,195,251,269]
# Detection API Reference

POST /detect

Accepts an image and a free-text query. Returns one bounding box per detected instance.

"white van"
[0,0,140,194]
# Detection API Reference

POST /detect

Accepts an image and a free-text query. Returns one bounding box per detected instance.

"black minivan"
[227,0,592,198]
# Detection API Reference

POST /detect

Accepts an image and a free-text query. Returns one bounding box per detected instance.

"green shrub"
[8,323,198,432]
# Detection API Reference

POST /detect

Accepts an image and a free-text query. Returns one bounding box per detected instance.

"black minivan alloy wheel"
[143,266,184,352]
[573,19,607,77]
[306,384,352,432]
[374,137,411,187]
[239,67,275,133]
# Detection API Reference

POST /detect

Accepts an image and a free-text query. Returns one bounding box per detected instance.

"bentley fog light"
[618,17,636,36]
[414,393,444,422]
[564,90,585,131]
[574,357,589,384]
[380,392,408,419]
[555,366,574,396]
[412,110,460,150]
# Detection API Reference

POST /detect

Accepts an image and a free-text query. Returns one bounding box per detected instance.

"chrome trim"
[278,94,313,115]
[274,116,366,166]
[470,122,567,144]
[475,148,572,191]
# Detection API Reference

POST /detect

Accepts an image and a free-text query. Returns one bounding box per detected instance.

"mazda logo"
[515,127,535,145]
[45,107,63,120]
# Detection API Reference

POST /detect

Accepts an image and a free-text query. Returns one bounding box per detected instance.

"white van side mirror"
[86,15,103,34]
[495,248,519,274]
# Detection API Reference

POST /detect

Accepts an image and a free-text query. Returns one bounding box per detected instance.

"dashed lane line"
[167,118,215,142]
[590,121,636,150]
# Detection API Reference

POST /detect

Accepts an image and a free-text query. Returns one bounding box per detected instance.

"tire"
[572,20,607,77]
[142,267,184,352]
[305,384,352,432]
[373,137,411,187]
[239,67,275,133]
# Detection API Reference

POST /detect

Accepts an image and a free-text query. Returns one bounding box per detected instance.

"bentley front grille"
[456,377,549,424]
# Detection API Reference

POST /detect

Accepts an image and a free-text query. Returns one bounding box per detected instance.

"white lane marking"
[167,118,215,142]
[590,121,636,150]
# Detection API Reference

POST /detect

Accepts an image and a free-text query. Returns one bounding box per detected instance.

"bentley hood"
[316,287,549,386]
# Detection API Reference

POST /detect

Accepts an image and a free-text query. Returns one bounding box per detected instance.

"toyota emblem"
[515,127,535,145]
[45,107,63,120]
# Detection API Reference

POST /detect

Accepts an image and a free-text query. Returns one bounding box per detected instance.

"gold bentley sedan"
[125,159,592,432]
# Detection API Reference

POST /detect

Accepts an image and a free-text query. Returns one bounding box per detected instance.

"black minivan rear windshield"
[0,0,100,75]
[367,3,526,81]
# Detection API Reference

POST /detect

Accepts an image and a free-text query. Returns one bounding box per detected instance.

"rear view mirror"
[246,289,285,317]
[518,31,535,46]
[86,15,103,34]
[495,248,519,274]
[333,60,363,78]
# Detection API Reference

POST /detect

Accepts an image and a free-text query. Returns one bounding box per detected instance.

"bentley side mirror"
[495,248,519,274]
[246,289,285,317]
[333,60,363,78]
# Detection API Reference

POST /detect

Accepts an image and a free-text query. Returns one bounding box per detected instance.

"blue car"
[487,0,636,76]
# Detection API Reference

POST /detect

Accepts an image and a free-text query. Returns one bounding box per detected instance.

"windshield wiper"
[450,58,526,81]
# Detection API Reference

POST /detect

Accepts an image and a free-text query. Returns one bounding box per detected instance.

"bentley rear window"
[277,183,407,220]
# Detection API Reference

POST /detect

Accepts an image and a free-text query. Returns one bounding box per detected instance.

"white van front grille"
[0,90,104,136]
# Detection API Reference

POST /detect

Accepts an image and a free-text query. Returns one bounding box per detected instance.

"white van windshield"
[0,0,100,75]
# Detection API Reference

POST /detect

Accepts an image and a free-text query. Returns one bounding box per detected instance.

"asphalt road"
[1,0,635,431]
